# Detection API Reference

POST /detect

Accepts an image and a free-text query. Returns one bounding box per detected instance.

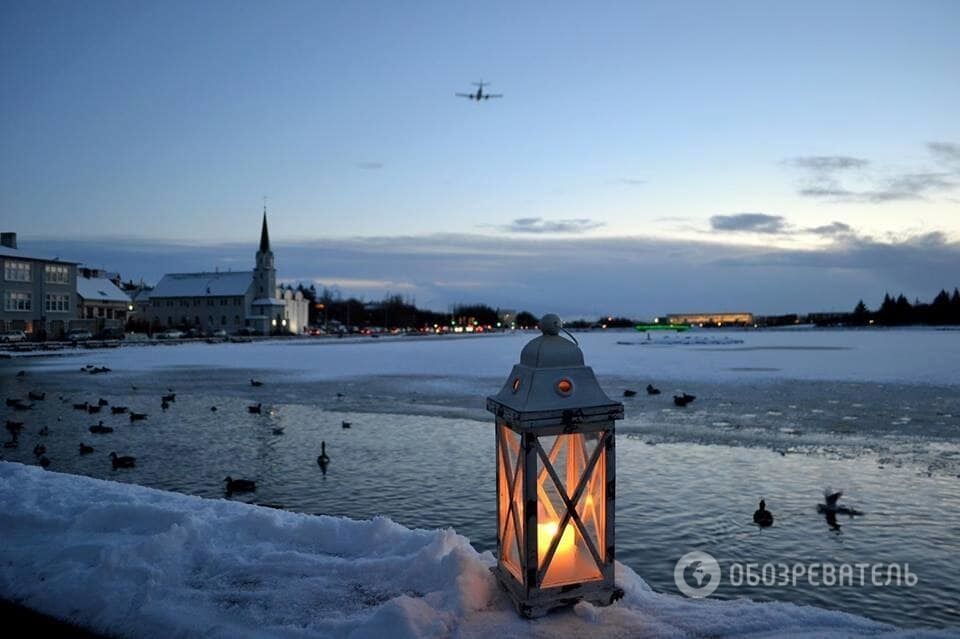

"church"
[142,212,308,335]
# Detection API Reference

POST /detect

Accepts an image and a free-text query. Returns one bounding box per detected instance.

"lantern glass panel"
[497,423,524,581]
[536,431,606,588]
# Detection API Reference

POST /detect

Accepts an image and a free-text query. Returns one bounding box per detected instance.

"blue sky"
[2,1,958,316]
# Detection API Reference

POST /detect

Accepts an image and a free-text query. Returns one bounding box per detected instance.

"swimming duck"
[623,389,637,397]
[28,391,45,401]
[250,379,264,387]
[72,401,89,411]
[98,398,109,407]
[129,412,148,422]
[224,477,256,493]
[111,406,128,414]
[33,443,46,457]
[753,498,774,527]
[39,455,51,468]
[89,421,114,434]
[38,426,49,436]
[317,441,330,467]
[110,452,136,469]
[87,404,102,414]
[673,393,696,407]
[161,393,176,403]
[646,384,662,395]
[341,421,352,429]
[79,443,95,455]
[248,403,262,414]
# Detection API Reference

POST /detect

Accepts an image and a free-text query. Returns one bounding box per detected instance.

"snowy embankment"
[1,463,929,639]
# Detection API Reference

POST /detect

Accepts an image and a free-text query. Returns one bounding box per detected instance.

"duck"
[646,384,662,395]
[111,406,128,414]
[341,420,352,429]
[248,403,262,414]
[72,401,89,411]
[87,404,102,414]
[317,441,330,467]
[38,426,49,437]
[39,455,51,468]
[161,393,176,403]
[129,412,148,422]
[5,420,24,434]
[272,427,284,435]
[753,498,774,527]
[79,443,95,455]
[16,370,26,377]
[623,389,637,397]
[161,400,170,411]
[33,443,46,457]
[12,400,32,411]
[210,406,218,412]
[673,392,696,407]
[109,452,136,469]
[224,476,256,493]
[28,391,45,401]
[5,398,22,407]
[250,379,264,387]
[89,421,114,434]
[817,490,864,517]
[98,398,109,406]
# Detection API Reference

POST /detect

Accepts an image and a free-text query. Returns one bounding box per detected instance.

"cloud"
[356,161,384,170]
[928,142,960,169]
[710,213,787,234]
[787,144,960,203]
[787,156,870,171]
[501,217,605,234]
[21,230,960,318]
[805,222,852,236]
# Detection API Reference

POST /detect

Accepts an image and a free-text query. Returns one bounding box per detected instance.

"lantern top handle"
[540,313,579,346]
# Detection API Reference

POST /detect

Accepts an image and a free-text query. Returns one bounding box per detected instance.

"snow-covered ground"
[15,327,960,385]
[1,462,939,639]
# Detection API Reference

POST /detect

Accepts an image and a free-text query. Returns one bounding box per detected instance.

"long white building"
[142,213,307,335]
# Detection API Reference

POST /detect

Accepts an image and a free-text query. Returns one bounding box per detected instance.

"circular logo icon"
[674,551,721,598]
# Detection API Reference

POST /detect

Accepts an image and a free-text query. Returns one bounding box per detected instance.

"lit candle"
[538,520,575,564]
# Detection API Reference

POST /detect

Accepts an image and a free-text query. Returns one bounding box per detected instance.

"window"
[44,294,70,312]
[45,264,70,284]
[4,260,31,282]
[4,291,31,311]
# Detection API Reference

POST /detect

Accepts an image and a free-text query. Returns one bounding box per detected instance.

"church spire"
[259,207,271,253]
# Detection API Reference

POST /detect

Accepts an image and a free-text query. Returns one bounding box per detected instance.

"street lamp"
[486,314,624,617]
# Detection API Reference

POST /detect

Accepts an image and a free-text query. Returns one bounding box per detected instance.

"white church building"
[143,213,308,335]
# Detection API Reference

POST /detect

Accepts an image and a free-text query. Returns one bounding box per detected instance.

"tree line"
[848,288,960,326]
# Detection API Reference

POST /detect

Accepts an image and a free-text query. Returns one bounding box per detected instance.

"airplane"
[456,80,503,102]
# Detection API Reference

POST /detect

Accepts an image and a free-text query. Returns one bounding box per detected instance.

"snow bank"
[1,462,938,638]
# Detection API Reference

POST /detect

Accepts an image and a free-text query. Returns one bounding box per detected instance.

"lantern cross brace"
[535,431,608,584]
[498,426,526,568]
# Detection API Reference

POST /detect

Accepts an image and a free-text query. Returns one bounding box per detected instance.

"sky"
[2,1,959,317]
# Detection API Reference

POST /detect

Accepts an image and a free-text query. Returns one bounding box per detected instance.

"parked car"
[236,327,261,336]
[66,329,93,342]
[0,330,27,343]
[210,329,228,338]
[157,329,185,339]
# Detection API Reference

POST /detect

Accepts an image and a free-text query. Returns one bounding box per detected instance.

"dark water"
[2,365,959,630]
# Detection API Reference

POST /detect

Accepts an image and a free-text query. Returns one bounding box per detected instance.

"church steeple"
[259,207,271,253]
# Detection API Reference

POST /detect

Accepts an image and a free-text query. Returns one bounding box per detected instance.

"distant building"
[1,232,77,339]
[665,312,754,327]
[75,268,132,336]
[142,212,306,335]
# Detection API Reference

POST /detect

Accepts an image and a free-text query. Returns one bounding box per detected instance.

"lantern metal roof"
[487,314,624,430]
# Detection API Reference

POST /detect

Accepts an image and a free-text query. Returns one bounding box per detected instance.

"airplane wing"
[485,94,503,99]
[455,93,473,98]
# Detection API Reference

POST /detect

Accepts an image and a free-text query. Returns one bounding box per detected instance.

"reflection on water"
[1,369,958,630]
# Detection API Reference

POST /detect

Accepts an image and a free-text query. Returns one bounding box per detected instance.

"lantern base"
[492,566,624,619]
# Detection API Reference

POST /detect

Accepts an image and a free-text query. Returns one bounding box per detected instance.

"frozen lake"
[2,328,959,631]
